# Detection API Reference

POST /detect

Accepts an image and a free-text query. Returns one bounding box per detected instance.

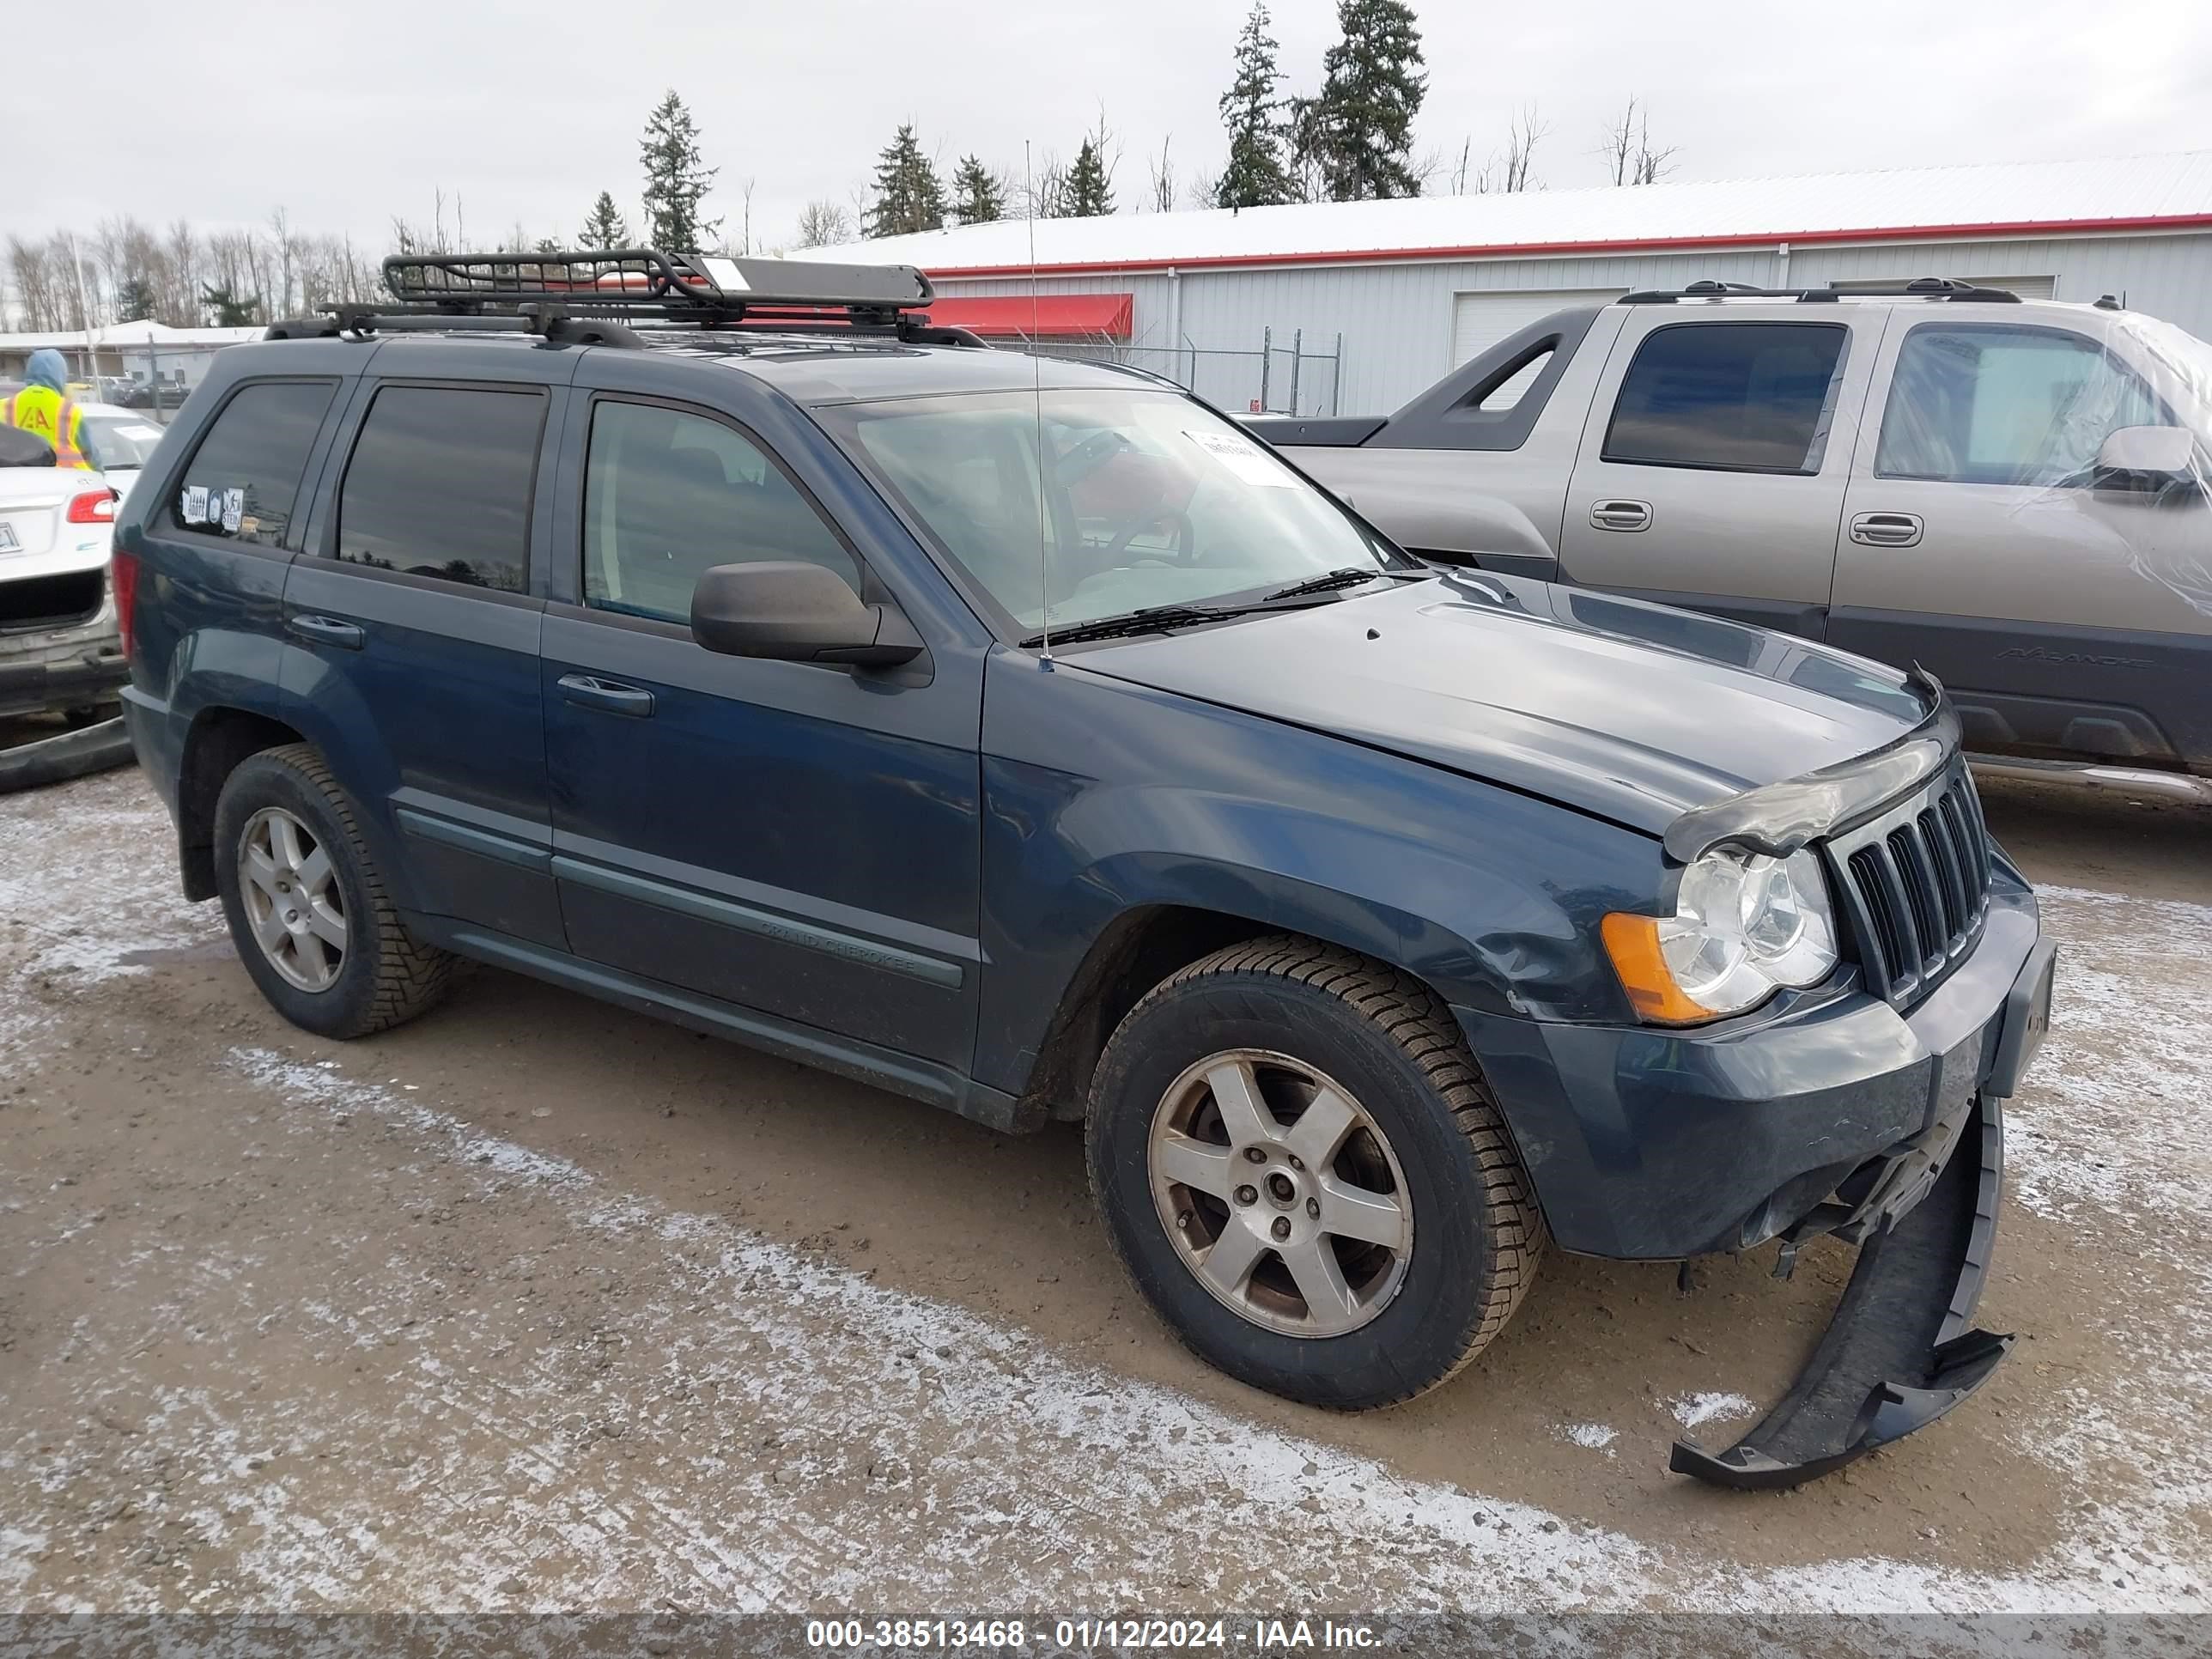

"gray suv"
[1255,280,2212,798]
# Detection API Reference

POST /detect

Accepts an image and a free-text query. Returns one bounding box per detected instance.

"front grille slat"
[1876,832,1931,973]
[1922,805,1967,938]
[1830,767,1992,1008]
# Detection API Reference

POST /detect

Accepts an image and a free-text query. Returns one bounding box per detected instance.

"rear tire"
[1087,936,1543,1409]
[213,744,453,1039]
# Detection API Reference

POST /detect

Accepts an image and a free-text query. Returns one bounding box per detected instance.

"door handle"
[1850,511,1924,548]
[286,614,364,650]
[556,673,655,718]
[1589,499,1652,532]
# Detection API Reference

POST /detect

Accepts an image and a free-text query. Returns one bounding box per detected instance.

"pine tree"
[866,125,945,238]
[1055,127,1115,218]
[950,155,1006,226]
[638,91,721,250]
[1216,3,1293,210]
[578,191,629,250]
[200,283,259,326]
[1294,0,1427,202]
[114,274,159,323]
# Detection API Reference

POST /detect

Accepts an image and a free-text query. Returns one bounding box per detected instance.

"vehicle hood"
[1071,573,1934,836]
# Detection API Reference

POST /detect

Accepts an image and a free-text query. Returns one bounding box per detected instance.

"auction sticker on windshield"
[1183,428,1294,487]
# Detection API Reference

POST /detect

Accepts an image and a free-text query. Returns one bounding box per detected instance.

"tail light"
[111,548,141,660]
[67,488,119,525]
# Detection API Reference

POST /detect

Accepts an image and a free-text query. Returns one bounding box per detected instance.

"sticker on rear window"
[181,485,209,525]
[220,488,245,535]
[1182,428,1293,487]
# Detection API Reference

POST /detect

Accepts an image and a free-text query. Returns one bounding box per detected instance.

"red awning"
[921,293,1133,340]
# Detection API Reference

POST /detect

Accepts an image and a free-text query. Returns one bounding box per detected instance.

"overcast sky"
[14,0,2212,254]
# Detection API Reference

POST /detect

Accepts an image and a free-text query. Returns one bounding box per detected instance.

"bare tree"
[1147,136,1176,213]
[162,220,203,325]
[1501,105,1549,193]
[1598,98,1680,186]
[795,200,854,248]
[1183,168,1222,211]
[1444,137,1499,197]
[8,236,64,331]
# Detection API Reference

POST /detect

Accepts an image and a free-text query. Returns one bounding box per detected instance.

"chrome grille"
[1828,766,1992,1006]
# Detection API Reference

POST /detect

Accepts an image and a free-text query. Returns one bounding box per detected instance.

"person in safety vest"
[0,349,93,468]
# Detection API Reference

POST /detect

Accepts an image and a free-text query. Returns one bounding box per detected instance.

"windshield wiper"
[1264,566,1423,602]
[1018,595,1334,649]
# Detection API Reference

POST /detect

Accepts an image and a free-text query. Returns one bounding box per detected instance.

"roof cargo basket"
[382,247,933,321]
[276,248,984,348]
[1621,276,2023,306]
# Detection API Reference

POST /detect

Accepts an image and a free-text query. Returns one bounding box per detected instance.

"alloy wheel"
[1147,1048,1413,1339]
[237,806,348,993]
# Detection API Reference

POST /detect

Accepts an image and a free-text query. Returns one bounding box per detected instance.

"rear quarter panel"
[114,345,361,819]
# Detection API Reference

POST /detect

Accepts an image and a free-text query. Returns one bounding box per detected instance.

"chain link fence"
[1022,329,1345,417]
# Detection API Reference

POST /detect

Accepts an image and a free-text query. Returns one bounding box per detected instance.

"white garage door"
[1449,288,1628,368]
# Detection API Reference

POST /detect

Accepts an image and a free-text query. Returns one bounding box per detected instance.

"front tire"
[212,744,453,1039]
[1087,937,1543,1409]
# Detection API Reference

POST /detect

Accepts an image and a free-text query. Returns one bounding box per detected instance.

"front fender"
[975,651,1658,1097]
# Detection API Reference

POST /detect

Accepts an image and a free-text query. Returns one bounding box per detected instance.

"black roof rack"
[268,247,988,349]
[1620,276,2024,306]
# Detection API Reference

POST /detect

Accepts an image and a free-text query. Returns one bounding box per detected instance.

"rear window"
[334,386,544,592]
[1603,323,1847,474]
[161,380,336,547]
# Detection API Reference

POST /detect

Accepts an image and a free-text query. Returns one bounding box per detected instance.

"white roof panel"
[791,150,2212,276]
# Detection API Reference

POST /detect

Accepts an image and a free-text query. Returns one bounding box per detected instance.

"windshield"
[824,387,1403,632]
[80,414,165,471]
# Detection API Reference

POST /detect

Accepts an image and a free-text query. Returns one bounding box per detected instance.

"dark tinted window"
[582,400,858,623]
[1603,323,1846,473]
[336,386,544,592]
[163,380,335,547]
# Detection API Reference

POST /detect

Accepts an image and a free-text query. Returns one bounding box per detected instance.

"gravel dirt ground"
[0,757,2207,1626]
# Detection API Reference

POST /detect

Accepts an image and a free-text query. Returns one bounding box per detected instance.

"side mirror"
[2093,426,2197,495]
[0,427,57,468]
[690,561,923,668]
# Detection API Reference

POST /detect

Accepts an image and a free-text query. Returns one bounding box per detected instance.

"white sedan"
[76,402,170,502]
[0,426,125,723]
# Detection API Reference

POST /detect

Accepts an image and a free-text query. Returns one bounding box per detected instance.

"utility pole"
[66,232,98,384]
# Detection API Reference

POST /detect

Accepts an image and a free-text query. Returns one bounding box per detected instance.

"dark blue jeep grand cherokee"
[114,251,2054,1487]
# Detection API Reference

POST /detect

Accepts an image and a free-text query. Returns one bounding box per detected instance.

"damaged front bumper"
[1668,1091,2011,1489]
[1457,854,2055,1488]
[1669,932,2054,1490]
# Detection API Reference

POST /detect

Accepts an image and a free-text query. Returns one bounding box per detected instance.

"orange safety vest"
[0,385,90,468]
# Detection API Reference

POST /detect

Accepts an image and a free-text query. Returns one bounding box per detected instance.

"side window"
[1602,323,1848,474]
[1474,345,1554,412]
[161,380,336,547]
[1875,324,2165,487]
[582,399,860,624]
[335,386,544,592]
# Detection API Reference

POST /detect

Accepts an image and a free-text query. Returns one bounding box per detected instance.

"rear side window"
[335,386,544,592]
[582,399,860,623]
[1603,323,1847,474]
[162,380,336,547]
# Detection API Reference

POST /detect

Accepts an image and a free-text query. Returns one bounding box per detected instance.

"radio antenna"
[1026,139,1053,665]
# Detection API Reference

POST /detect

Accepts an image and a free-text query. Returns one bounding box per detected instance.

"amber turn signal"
[1600,913,1717,1026]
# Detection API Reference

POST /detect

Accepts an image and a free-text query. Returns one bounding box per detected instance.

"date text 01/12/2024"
[804,1618,1381,1650]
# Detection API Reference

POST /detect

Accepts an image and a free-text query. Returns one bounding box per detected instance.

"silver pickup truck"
[1251,279,2212,794]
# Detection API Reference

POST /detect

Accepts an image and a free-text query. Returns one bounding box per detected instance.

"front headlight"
[1601,846,1838,1024]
